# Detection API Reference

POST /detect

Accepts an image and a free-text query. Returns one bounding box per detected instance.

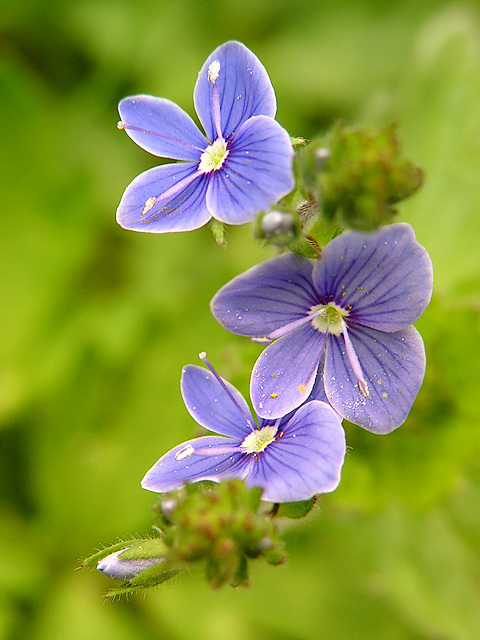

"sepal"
[276,497,317,519]
[209,219,227,247]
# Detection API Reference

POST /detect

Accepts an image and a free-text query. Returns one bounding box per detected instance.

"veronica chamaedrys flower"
[211,223,433,434]
[116,41,294,233]
[141,354,346,503]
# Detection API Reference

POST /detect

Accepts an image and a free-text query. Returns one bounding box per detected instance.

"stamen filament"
[118,122,205,153]
[199,352,257,432]
[340,320,371,399]
[268,310,323,340]
[193,445,242,457]
[210,83,224,141]
[152,171,202,205]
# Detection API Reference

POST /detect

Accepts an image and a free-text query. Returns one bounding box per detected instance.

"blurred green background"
[1,0,480,638]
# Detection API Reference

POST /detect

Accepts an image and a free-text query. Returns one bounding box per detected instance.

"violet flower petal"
[141,436,248,493]
[210,252,317,338]
[324,324,426,433]
[305,353,329,404]
[251,325,327,419]
[246,401,346,502]
[118,95,208,161]
[206,116,294,224]
[116,163,211,233]
[194,41,276,143]
[312,223,433,332]
[181,365,255,439]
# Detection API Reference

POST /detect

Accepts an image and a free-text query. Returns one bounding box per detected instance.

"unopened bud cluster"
[155,480,284,589]
[297,122,423,231]
[84,480,285,597]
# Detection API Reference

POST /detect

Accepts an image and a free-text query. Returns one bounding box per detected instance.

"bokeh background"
[2,0,480,638]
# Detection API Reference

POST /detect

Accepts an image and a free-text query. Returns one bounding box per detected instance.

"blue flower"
[116,41,294,233]
[211,223,433,434]
[141,354,346,503]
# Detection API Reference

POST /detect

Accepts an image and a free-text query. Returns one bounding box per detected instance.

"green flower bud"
[297,122,423,231]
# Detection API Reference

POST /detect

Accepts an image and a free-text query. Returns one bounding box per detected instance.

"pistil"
[199,352,257,432]
[240,423,278,454]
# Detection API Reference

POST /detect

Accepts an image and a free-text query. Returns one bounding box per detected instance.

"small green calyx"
[241,425,278,454]
[310,303,347,335]
[199,138,229,173]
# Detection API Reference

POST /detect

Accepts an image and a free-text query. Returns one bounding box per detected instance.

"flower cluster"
[94,40,433,591]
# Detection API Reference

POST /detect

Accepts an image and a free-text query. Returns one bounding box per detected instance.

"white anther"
[175,444,195,461]
[208,60,221,83]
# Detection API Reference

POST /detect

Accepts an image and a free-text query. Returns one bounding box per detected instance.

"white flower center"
[240,425,278,454]
[309,303,348,336]
[199,138,229,173]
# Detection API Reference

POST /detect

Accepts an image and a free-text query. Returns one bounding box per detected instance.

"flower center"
[240,425,278,454]
[309,303,348,336]
[199,138,229,173]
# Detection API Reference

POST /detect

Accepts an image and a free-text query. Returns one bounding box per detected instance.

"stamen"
[208,60,221,84]
[147,171,202,211]
[174,442,243,462]
[268,311,322,340]
[193,445,241,457]
[251,336,273,345]
[199,352,256,432]
[117,122,205,153]
[210,84,224,141]
[340,320,371,399]
[175,444,195,461]
[207,61,224,141]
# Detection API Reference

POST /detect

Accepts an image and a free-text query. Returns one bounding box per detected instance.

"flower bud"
[97,548,165,582]
[297,122,423,231]
[160,497,178,521]
[256,210,300,246]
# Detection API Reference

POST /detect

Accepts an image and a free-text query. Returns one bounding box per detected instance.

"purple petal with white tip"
[312,223,433,332]
[247,401,346,502]
[181,365,255,439]
[116,163,211,233]
[324,324,426,433]
[251,325,327,419]
[210,252,317,338]
[119,96,208,161]
[141,436,249,493]
[206,116,294,224]
[194,41,276,142]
